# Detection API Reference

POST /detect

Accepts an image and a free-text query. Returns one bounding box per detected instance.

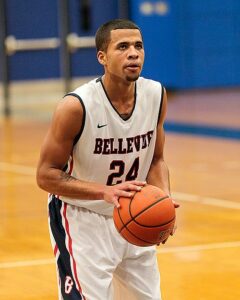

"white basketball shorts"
[48,195,161,300]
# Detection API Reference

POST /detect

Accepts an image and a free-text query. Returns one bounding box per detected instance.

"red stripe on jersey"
[54,244,58,257]
[58,155,74,201]
[68,155,74,175]
[63,203,86,299]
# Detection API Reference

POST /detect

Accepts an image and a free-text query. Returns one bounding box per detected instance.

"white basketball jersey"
[59,77,163,215]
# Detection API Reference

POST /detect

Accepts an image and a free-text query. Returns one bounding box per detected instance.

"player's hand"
[172,199,180,208]
[103,180,146,208]
[159,198,179,245]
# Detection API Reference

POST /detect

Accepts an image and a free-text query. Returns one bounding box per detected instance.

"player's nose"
[127,45,139,59]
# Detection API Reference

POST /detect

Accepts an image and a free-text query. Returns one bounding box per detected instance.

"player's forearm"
[146,158,171,196]
[36,167,105,200]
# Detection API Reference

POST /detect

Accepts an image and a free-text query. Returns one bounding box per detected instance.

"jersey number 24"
[107,157,139,185]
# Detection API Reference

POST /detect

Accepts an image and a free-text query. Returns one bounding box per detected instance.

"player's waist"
[53,195,114,216]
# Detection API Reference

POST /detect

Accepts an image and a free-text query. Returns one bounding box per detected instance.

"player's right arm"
[36,95,145,207]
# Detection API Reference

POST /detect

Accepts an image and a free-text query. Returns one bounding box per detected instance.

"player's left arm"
[146,87,179,209]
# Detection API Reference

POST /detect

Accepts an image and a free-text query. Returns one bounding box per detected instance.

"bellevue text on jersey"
[93,130,154,155]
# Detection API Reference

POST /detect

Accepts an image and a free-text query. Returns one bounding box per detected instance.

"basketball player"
[36,19,179,300]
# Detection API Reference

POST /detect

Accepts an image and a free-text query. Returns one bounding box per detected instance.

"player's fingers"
[116,190,135,198]
[128,180,147,187]
[170,225,177,236]
[161,236,169,244]
[172,200,180,208]
[125,183,143,192]
[122,181,146,192]
[112,196,120,208]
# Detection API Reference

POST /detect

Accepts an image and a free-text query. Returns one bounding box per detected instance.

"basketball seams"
[113,185,176,246]
[134,216,176,228]
[115,204,127,233]
[115,203,175,231]
[129,196,172,227]
[116,196,172,231]
[113,204,153,245]
[115,214,175,247]
[120,227,156,246]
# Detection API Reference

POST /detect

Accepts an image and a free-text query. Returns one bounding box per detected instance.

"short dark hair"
[95,19,142,52]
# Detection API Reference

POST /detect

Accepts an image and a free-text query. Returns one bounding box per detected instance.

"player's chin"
[126,74,140,82]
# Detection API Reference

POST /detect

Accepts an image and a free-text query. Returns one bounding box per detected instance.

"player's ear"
[97,51,106,66]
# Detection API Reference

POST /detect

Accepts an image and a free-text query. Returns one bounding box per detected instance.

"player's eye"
[118,43,128,50]
[135,43,143,50]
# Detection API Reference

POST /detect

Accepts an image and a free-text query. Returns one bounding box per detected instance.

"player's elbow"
[36,167,50,192]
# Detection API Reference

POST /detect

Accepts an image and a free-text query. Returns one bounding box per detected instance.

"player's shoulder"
[137,77,163,97]
[56,80,99,115]
[71,77,100,98]
[137,76,163,91]
[62,77,100,110]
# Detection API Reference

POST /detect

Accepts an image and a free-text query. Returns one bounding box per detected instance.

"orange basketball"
[113,184,176,247]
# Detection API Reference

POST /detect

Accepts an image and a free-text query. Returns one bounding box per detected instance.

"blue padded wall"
[130,0,240,88]
[5,0,60,80]
[4,0,118,81]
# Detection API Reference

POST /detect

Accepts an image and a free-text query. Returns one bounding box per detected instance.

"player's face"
[98,29,144,83]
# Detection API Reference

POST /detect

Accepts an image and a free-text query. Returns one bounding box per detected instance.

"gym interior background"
[0,1,240,300]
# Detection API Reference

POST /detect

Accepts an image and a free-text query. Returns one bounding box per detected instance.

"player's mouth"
[125,63,141,71]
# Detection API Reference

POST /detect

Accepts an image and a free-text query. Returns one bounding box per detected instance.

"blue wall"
[6,0,60,80]
[4,0,119,81]
[68,0,119,77]
[2,0,240,89]
[130,0,240,88]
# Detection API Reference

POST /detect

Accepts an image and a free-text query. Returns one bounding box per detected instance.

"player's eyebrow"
[116,40,143,47]
[117,41,129,46]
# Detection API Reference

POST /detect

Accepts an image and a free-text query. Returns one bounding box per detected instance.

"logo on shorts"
[65,276,74,294]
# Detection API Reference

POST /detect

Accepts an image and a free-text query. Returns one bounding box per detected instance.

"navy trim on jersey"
[64,93,86,145]
[157,85,164,125]
[99,78,137,121]
[49,196,84,299]
[63,164,68,172]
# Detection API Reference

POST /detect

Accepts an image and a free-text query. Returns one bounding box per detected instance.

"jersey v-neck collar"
[97,77,137,121]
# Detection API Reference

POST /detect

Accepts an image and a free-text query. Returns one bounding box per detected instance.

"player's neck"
[102,74,135,103]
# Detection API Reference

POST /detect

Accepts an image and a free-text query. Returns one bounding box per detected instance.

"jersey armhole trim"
[157,84,164,125]
[64,92,86,145]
